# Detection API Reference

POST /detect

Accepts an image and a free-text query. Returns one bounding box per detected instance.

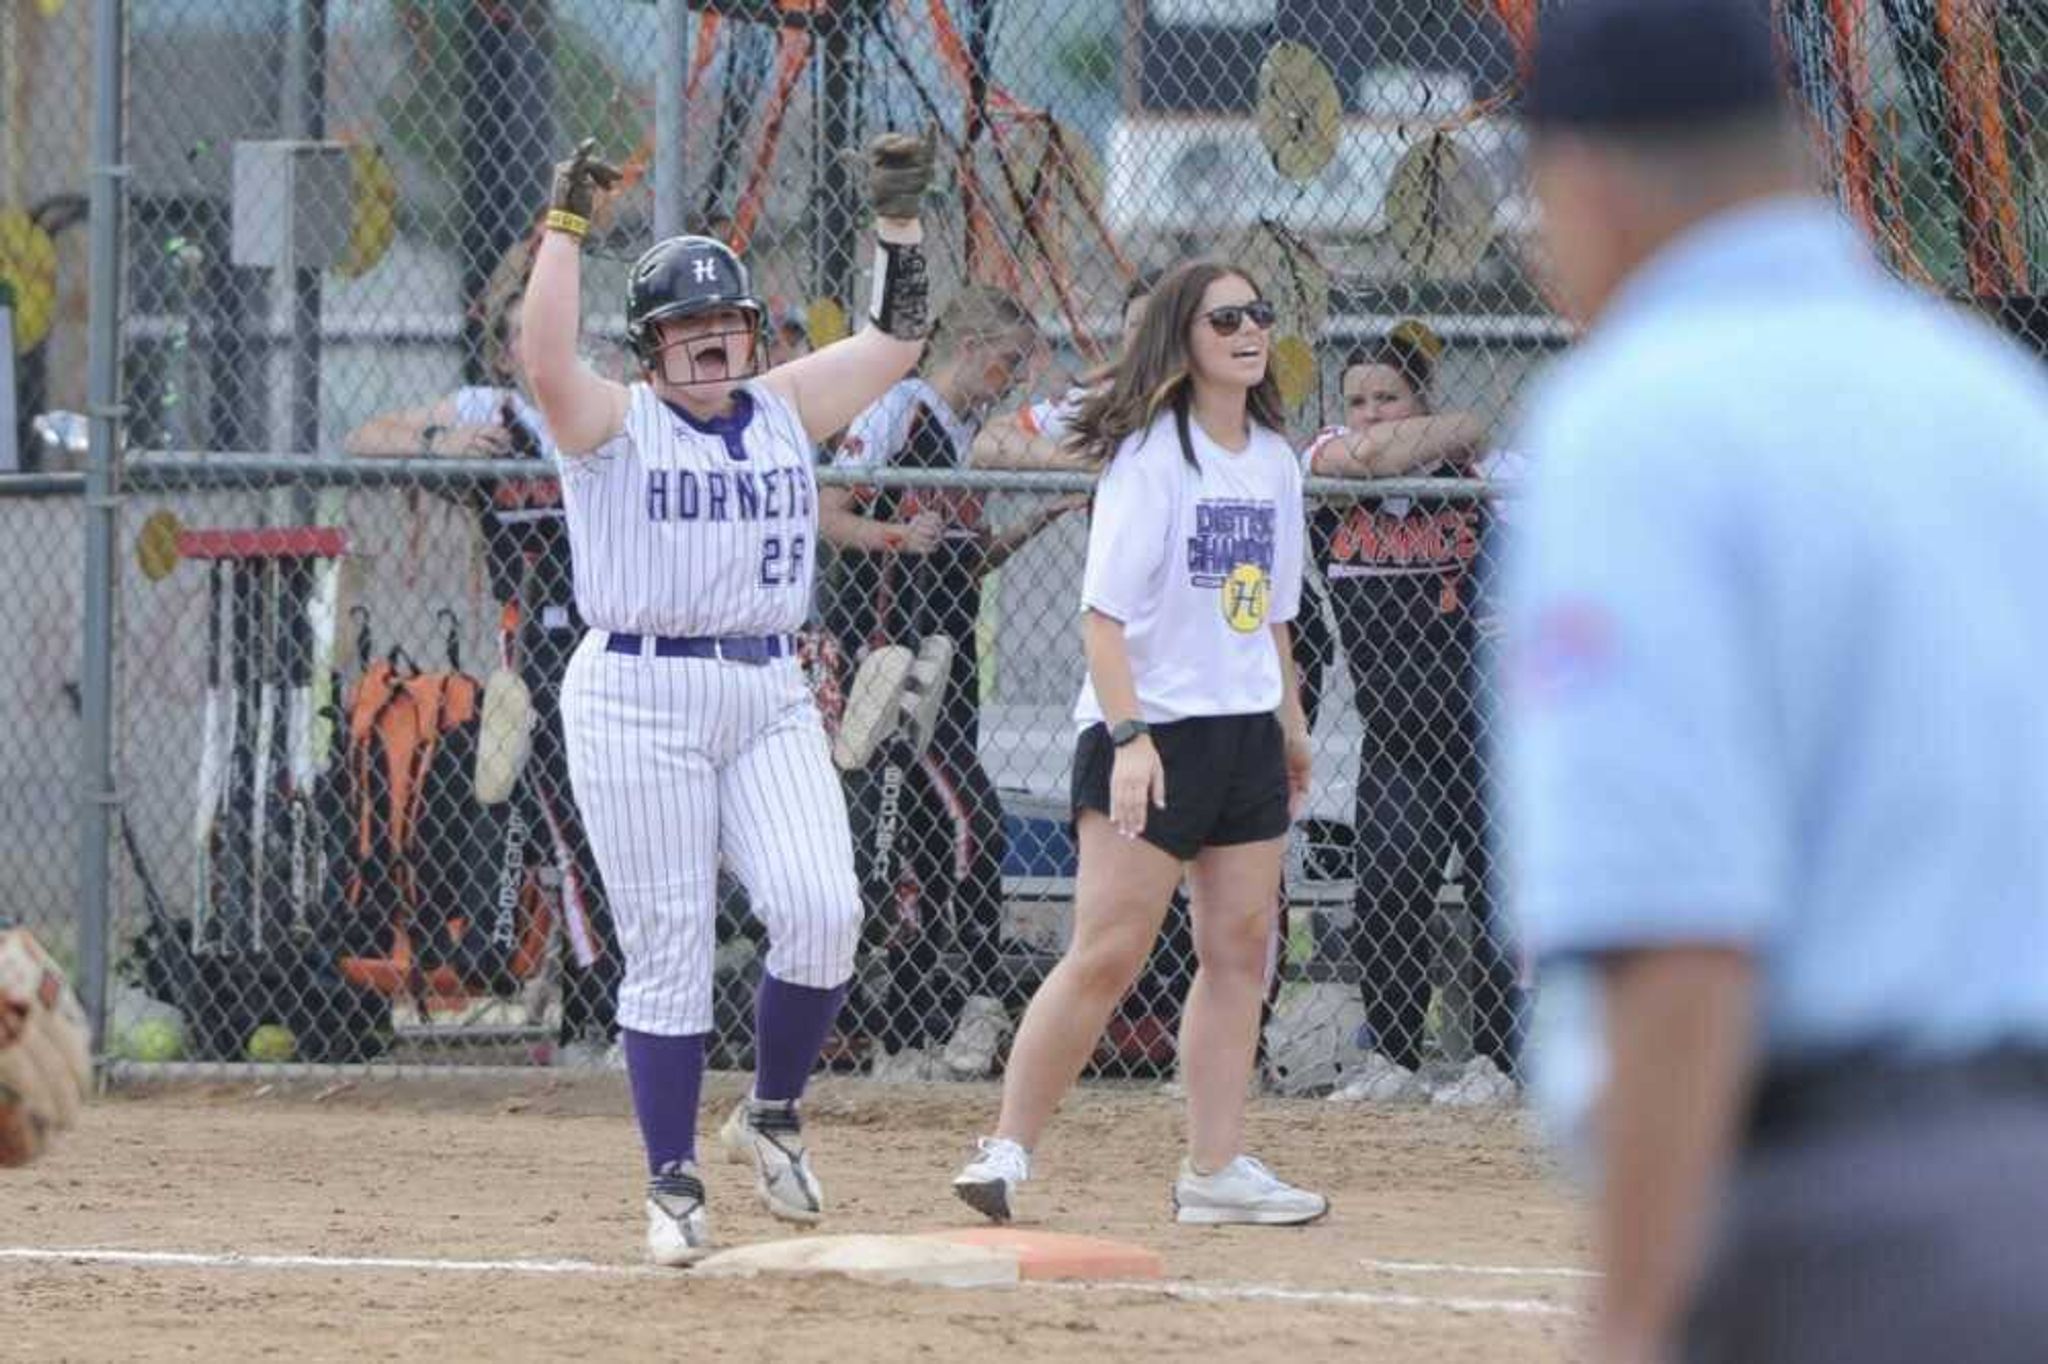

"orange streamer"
[1933,0,2025,295]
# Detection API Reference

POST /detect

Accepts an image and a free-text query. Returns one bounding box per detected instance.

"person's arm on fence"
[1308,413,1488,479]
[971,391,1093,470]
[818,485,943,554]
[520,141,629,457]
[343,396,512,459]
[763,131,936,443]
[969,419,1087,471]
[819,385,945,554]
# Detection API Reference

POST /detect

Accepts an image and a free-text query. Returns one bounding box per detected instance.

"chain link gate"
[0,0,2036,1086]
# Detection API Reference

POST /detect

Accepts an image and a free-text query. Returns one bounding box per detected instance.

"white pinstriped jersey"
[557,380,817,636]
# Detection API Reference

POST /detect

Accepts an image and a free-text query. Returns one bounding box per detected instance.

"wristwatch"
[1109,718,1151,748]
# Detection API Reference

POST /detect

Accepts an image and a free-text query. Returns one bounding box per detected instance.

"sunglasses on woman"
[1203,301,1278,336]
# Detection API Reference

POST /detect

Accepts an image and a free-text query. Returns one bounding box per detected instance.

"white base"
[692,1233,1020,1289]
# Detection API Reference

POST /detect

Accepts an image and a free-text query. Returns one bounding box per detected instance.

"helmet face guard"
[636,302,770,389]
[625,236,772,388]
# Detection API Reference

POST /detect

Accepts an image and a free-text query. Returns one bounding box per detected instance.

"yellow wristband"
[545,209,590,239]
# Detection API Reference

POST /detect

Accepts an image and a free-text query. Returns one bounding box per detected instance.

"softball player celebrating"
[953,259,1327,1226]
[520,131,936,1264]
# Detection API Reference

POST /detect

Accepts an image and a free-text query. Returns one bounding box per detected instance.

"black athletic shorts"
[1071,712,1289,862]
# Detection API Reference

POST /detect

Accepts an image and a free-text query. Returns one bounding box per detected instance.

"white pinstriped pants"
[559,632,862,1035]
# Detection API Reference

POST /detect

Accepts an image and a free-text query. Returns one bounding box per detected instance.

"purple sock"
[753,974,849,1103]
[621,1029,706,1176]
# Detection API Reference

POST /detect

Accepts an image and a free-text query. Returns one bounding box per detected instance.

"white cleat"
[952,1136,1030,1224]
[1431,1056,1520,1108]
[1327,1051,1425,1103]
[718,1097,824,1225]
[1172,1155,1329,1227]
[473,666,534,806]
[941,995,1012,1079]
[868,1043,942,1084]
[832,645,914,771]
[645,1163,713,1266]
[898,635,956,757]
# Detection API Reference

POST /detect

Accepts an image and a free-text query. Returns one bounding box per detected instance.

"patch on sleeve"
[1511,600,1614,708]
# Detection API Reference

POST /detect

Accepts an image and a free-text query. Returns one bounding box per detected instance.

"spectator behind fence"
[341,252,622,1064]
[818,286,1082,1081]
[1303,321,1522,1106]
[969,270,1159,472]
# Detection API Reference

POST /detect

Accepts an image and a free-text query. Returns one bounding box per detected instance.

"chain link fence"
[0,1,2039,1091]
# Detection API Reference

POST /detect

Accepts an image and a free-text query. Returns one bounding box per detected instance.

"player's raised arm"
[763,130,936,442]
[520,140,631,456]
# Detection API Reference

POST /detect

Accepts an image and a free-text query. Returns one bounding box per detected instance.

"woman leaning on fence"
[1303,321,1524,1107]
[950,258,1328,1228]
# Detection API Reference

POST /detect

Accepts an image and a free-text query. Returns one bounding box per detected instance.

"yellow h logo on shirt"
[1221,563,1270,633]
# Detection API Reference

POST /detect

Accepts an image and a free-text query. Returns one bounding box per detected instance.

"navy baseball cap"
[1523,0,1789,132]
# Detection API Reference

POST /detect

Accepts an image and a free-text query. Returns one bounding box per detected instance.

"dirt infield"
[1,1074,1587,1362]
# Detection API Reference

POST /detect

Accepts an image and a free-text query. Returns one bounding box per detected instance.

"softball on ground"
[245,1024,297,1064]
[124,1018,185,1063]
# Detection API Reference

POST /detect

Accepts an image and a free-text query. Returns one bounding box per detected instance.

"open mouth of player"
[664,335,744,387]
[689,342,730,381]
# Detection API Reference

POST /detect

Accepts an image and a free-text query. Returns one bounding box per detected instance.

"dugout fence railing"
[42,454,1525,1099]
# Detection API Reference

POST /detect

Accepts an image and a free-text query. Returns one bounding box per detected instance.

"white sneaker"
[941,995,1012,1079]
[832,645,914,771]
[869,1043,941,1084]
[898,636,955,757]
[717,1097,824,1225]
[1431,1056,1519,1108]
[952,1136,1030,1223]
[1327,1051,1424,1103]
[1173,1155,1329,1227]
[645,1163,712,1266]
[553,1038,624,1071]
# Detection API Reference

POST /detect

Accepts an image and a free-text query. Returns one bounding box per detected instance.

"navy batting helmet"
[624,235,767,371]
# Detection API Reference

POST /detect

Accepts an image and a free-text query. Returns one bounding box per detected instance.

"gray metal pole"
[78,0,127,1054]
[816,15,857,308]
[290,0,326,462]
[654,0,688,240]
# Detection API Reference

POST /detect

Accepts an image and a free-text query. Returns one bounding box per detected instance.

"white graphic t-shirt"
[1075,409,1304,727]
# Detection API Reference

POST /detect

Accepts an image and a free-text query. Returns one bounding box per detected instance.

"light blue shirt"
[1505,196,2048,1069]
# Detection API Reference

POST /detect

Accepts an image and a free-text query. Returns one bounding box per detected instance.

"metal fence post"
[655,0,688,241]
[78,0,128,1055]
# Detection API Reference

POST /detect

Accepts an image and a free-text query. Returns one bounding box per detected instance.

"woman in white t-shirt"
[951,260,1328,1227]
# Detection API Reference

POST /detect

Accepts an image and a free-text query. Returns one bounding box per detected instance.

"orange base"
[920,1228,1163,1282]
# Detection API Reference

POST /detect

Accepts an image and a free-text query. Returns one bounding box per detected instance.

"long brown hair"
[1067,259,1287,470]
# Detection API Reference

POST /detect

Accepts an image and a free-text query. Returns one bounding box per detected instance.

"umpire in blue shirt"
[1504,2,2048,1361]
